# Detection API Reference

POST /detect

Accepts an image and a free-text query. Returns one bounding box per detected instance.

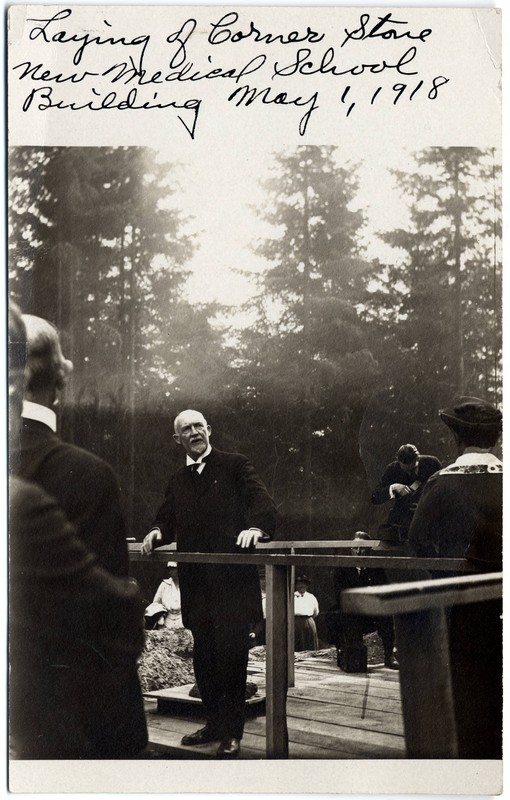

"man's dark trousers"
[192,621,250,739]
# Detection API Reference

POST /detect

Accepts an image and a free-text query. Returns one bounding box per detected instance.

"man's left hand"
[236,528,265,549]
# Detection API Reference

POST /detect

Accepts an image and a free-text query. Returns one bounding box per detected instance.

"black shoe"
[181,726,220,746]
[216,736,241,759]
[384,654,399,669]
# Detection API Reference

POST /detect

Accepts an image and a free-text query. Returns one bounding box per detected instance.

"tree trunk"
[452,157,464,395]
[302,160,313,537]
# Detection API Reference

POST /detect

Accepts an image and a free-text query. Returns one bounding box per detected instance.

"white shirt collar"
[186,444,212,471]
[454,452,502,468]
[22,400,57,433]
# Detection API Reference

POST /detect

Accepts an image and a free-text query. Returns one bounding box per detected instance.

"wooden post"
[265,563,289,758]
[394,608,458,758]
[287,557,295,688]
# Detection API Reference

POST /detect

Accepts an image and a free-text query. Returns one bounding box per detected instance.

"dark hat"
[295,574,311,584]
[439,397,502,432]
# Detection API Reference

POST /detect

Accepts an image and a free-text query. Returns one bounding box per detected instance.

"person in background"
[371,443,441,542]
[326,531,398,672]
[18,314,129,576]
[293,574,319,652]
[141,409,276,759]
[408,397,502,759]
[145,561,183,630]
[8,303,148,759]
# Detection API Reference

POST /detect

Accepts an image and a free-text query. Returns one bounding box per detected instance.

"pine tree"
[360,147,502,478]
[241,146,378,534]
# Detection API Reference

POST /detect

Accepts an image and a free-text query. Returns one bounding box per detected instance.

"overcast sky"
[157,142,414,309]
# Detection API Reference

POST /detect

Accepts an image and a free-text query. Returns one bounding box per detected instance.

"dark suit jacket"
[152,448,277,628]
[19,417,128,576]
[334,566,389,596]
[9,476,147,759]
[371,454,441,533]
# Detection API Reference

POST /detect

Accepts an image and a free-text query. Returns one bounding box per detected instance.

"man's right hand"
[391,483,412,497]
[141,529,162,555]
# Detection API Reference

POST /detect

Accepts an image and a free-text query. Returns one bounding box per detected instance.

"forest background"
[9,145,502,602]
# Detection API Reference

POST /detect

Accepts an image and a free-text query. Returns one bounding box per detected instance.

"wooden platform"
[145,682,266,715]
[144,652,406,759]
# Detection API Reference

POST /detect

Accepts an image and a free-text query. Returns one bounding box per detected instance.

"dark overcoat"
[9,476,147,759]
[16,417,146,757]
[18,418,129,576]
[152,448,277,629]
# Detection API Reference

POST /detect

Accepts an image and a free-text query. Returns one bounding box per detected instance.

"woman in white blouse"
[144,561,183,629]
[294,574,319,651]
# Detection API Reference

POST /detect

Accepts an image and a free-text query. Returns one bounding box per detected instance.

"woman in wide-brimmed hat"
[407,396,502,759]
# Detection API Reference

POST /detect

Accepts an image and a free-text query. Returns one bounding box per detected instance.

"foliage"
[9,145,502,541]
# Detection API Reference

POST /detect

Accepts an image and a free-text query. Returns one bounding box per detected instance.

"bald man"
[142,409,276,758]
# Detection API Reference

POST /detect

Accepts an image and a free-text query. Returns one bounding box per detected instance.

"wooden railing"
[129,541,478,759]
[342,572,503,758]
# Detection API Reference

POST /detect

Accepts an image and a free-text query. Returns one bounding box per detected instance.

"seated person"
[293,574,319,652]
[145,561,183,630]
[371,444,441,541]
[326,532,398,672]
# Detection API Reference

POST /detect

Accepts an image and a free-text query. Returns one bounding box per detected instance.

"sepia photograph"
[6,4,502,795]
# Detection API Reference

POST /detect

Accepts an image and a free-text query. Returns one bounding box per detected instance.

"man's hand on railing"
[236,528,266,549]
[141,528,162,555]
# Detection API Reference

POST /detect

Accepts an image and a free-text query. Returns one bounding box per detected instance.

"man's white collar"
[22,400,57,433]
[186,444,212,466]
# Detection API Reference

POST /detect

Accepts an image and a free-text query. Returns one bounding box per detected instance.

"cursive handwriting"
[341,13,432,47]
[273,46,419,78]
[103,54,267,85]
[13,8,450,139]
[27,8,150,68]
[228,84,319,135]
[22,85,201,138]
[208,11,324,46]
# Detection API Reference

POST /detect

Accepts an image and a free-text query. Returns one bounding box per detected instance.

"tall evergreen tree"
[241,146,378,534]
[360,147,502,480]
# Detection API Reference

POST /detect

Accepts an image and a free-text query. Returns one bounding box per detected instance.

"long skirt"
[294,616,319,652]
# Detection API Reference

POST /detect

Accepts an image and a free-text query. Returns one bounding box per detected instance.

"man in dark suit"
[371,443,441,541]
[141,409,277,759]
[18,314,128,576]
[326,532,397,672]
[8,303,147,759]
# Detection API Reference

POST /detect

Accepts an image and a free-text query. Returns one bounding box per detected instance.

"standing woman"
[294,574,319,651]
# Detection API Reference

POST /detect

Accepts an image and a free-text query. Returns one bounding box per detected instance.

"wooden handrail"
[341,572,502,616]
[127,543,474,572]
[257,539,381,550]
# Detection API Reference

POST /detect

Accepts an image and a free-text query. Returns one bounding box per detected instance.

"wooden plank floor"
[144,652,406,759]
